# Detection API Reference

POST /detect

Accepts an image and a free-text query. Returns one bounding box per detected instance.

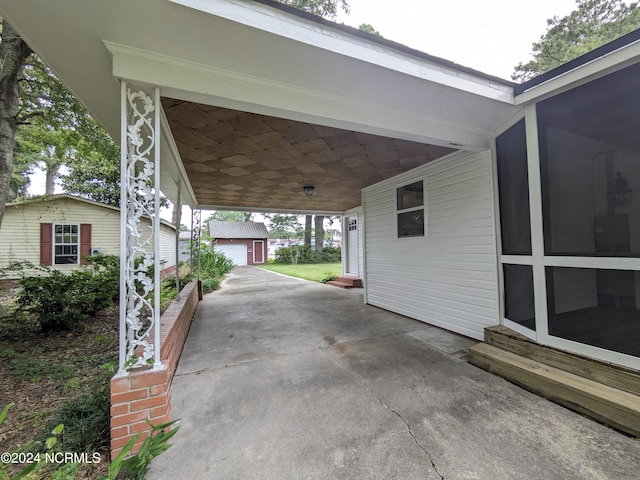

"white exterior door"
[216,244,247,266]
[346,216,359,275]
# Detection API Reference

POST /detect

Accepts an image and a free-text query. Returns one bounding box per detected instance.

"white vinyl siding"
[363,150,499,340]
[159,225,177,271]
[0,196,176,278]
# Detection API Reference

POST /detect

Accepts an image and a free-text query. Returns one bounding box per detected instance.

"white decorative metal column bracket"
[191,208,202,282]
[119,81,162,372]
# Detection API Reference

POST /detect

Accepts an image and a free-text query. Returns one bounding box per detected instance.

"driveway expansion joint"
[320,345,444,480]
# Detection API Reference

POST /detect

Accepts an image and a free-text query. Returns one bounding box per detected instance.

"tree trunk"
[304,215,312,246]
[45,160,56,194]
[314,215,324,252]
[0,21,31,228]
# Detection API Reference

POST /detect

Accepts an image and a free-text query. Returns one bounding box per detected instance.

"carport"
[0,0,519,460]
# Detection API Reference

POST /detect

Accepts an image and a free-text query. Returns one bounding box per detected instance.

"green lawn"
[257,262,342,283]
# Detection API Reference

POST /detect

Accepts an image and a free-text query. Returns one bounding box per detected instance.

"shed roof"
[209,221,269,239]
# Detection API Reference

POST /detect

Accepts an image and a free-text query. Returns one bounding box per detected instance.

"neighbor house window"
[54,224,79,264]
[397,180,425,237]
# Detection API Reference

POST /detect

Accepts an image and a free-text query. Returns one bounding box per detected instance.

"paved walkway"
[149,266,640,479]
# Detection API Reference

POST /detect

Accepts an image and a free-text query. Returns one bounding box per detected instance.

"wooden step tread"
[326,280,354,289]
[469,342,640,438]
[484,326,640,396]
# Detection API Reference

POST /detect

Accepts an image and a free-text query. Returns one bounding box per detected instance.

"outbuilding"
[209,221,269,266]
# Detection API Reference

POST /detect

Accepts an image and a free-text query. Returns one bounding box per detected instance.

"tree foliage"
[17,52,121,203]
[267,214,303,240]
[276,0,349,19]
[513,0,640,81]
[359,23,381,36]
[205,210,254,222]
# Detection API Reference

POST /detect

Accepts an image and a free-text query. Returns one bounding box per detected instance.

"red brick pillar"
[110,365,171,457]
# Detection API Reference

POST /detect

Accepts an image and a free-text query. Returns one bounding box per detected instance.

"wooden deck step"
[327,280,354,289]
[469,342,640,438]
[327,276,362,289]
[484,325,640,396]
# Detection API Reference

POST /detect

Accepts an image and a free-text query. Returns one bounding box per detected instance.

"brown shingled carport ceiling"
[162,99,455,212]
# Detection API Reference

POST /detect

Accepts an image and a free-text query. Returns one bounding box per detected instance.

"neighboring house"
[178,231,192,263]
[209,221,269,266]
[0,194,177,279]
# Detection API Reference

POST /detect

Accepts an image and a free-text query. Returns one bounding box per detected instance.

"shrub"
[275,244,342,264]
[201,277,220,294]
[16,254,119,332]
[201,244,235,278]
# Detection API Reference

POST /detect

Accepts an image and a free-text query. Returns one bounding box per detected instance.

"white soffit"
[171,0,515,104]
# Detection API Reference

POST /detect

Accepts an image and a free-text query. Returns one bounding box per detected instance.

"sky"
[336,0,580,80]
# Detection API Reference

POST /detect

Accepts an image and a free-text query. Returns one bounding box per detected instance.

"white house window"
[54,224,79,264]
[396,180,425,237]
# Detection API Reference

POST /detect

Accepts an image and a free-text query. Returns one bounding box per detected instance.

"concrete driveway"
[149,266,640,480]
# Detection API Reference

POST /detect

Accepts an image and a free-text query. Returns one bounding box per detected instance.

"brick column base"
[109,281,199,459]
[110,366,171,457]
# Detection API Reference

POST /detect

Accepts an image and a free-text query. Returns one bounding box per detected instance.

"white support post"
[118,81,163,373]
[174,180,182,301]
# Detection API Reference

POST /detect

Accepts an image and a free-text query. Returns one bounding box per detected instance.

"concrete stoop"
[327,276,363,289]
[469,326,640,438]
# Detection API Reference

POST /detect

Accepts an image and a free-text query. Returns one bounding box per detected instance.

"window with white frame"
[54,224,79,264]
[396,180,425,238]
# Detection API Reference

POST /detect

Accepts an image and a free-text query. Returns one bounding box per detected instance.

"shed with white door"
[209,221,269,266]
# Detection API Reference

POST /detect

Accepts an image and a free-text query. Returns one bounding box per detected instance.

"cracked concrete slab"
[149,266,640,480]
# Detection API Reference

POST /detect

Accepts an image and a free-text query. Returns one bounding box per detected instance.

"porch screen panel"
[537,62,640,256]
[496,119,531,255]
[547,266,640,358]
[503,264,535,330]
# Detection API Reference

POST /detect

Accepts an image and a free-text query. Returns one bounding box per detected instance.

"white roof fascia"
[170,0,514,104]
[515,39,640,106]
[105,41,491,150]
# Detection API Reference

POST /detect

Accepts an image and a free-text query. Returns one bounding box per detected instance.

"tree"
[513,0,640,81]
[304,215,312,246]
[276,0,349,19]
[205,211,253,223]
[267,214,302,242]
[0,20,32,227]
[0,17,122,229]
[359,23,381,36]
[314,215,324,252]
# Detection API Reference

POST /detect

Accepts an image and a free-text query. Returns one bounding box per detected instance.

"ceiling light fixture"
[303,186,315,197]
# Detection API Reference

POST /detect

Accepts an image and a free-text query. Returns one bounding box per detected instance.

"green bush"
[201,277,220,294]
[201,244,235,278]
[16,254,119,332]
[275,244,342,264]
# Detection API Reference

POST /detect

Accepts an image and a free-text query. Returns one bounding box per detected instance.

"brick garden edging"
[109,281,200,457]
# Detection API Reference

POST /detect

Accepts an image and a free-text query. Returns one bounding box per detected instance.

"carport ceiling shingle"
[162,99,455,212]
